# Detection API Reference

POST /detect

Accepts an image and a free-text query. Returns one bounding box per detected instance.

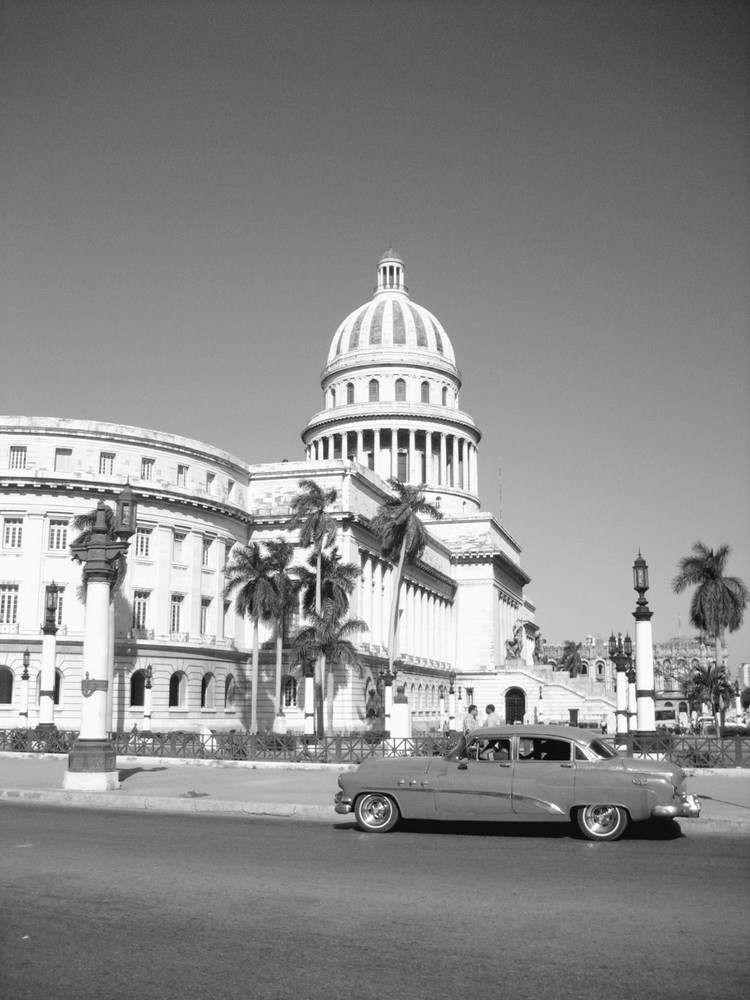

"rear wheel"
[354,792,400,833]
[576,804,629,842]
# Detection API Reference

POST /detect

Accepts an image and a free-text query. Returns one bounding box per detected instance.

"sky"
[1,0,749,665]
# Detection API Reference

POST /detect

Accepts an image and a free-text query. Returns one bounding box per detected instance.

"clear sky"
[2,1,748,664]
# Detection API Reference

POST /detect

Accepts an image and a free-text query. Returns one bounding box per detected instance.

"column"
[357,430,364,465]
[408,429,416,482]
[374,429,381,477]
[439,434,447,485]
[452,436,459,488]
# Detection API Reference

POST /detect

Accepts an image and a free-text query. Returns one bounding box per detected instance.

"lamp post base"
[63,739,120,791]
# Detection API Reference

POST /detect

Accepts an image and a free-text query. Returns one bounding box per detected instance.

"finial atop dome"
[375,248,408,295]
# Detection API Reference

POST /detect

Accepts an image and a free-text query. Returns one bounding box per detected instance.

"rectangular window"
[177,465,188,487]
[99,452,115,476]
[223,600,232,636]
[201,598,211,634]
[170,595,183,632]
[173,531,186,562]
[397,451,408,481]
[206,472,215,491]
[54,587,65,627]
[9,446,27,470]
[141,457,155,481]
[134,527,152,558]
[0,585,19,624]
[133,590,150,630]
[3,518,23,549]
[54,448,72,472]
[202,537,212,568]
[48,519,68,550]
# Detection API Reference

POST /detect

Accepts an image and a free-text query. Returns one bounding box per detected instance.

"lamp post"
[19,648,30,728]
[627,664,637,731]
[609,631,633,742]
[382,663,397,736]
[448,671,457,733]
[143,664,154,734]
[37,581,60,734]
[632,552,656,735]
[64,486,137,791]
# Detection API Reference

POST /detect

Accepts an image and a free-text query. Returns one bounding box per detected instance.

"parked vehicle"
[334,725,701,841]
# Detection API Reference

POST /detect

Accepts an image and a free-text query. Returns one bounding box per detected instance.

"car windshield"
[586,739,618,760]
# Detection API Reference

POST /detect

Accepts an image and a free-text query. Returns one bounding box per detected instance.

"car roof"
[470,725,598,743]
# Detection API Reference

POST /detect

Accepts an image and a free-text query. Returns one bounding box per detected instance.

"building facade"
[0,251,619,734]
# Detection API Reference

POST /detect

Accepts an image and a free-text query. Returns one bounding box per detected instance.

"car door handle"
[560,763,573,768]
[497,762,511,768]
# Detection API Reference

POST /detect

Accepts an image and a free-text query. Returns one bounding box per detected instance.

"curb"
[1,788,748,835]
[0,788,333,821]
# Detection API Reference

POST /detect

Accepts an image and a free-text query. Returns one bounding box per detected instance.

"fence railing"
[1,728,748,767]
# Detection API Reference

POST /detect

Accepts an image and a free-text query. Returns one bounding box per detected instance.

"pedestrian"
[462,704,481,733]
[483,704,502,726]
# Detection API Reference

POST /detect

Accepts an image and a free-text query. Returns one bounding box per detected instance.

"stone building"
[0,250,617,734]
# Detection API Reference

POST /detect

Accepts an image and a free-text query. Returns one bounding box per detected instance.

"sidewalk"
[1,753,748,835]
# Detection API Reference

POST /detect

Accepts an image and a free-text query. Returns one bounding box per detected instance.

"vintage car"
[334,725,701,841]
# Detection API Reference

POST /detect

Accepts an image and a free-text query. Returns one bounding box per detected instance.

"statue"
[365,687,382,719]
[504,620,524,661]
[533,634,547,665]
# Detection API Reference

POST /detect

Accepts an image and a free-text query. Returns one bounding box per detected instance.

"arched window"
[368,379,379,402]
[505,687,526,724]
[201,673,215,709]
[330,387,336,407]
[0,667,12,704]
[421,381,430,403]
[346,382,354,404]
[169,671,187,708]
[395,378,406,401]
[130,670,146,707]
[283,676,298,708]
[225,674,235,710]
[441,386,448,405]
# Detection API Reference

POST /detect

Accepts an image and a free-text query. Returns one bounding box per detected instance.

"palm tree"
[561,640,584,678]
[371,479,442,672]
[687,661,735,727]
[299,547,359,619]
[289,480,338,613]
[265,538,301,720]
[292,601,368,735]
[223,542,278,733]
[672,542,749,731]
[289,479,338,733]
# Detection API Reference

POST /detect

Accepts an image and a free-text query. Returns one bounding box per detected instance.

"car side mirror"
[457,761,468,771]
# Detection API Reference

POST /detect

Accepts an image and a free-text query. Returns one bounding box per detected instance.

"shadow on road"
[333,817,685,841]
[118,766,169,782]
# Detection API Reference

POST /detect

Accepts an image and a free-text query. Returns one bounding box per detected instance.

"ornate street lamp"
[609,631,632,741]
[19,649,31,728]
[38,582,61,734]
[448,670,457,733]
[64,486,138,791]
[631,551,656,736]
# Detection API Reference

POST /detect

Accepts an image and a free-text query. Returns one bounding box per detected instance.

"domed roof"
[326,251,456,367]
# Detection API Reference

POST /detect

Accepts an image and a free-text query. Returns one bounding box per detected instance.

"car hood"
[355,756,432,776]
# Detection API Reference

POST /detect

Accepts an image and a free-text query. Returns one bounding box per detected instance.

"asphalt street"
[2,803,747,1000]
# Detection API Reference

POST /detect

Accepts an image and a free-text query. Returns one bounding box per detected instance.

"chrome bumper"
[651,793,701,819]
[334,790,353,815]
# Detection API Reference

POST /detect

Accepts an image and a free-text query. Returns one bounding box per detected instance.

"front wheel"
[576,804,629,842]
[354,792,400,833]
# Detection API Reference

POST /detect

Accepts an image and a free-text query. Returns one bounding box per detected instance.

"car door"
[511,735,577,819]
[432,735,514,821]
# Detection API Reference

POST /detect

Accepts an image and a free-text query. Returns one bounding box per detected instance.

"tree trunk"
[714,633,723,735]
[274,628,283,715]
[250,621,259,734]
[326,659,334,736]
[315,549,324,737]
[387,539,407,671]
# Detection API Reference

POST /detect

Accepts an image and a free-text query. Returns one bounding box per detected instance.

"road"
[1,804,747,1000]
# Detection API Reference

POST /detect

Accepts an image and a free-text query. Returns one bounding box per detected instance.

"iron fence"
[0,728,747,767]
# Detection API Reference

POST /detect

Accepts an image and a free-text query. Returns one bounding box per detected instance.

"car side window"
[518,738,572,762]
[470,738,511,761]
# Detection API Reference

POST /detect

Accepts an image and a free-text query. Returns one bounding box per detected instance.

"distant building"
[0,251,618,734]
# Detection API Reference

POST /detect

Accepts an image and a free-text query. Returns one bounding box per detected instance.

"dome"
[326,251,456,367]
